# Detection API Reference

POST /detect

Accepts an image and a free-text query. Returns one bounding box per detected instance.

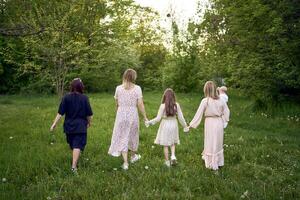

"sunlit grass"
[0,92,299,199]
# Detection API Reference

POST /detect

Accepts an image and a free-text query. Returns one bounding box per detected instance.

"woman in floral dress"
[108,69,147,170]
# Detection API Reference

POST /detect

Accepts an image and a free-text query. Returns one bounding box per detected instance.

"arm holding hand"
[138,98,148,121]
[147,104,165,126]
[189,99,207,129]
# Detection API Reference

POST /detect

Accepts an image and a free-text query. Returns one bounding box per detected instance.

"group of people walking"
[50,69,230,173]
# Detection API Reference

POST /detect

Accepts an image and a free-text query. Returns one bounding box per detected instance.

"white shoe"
[130,154,141,163]
[121,163,129,170]
[171,155,177,165]
[165,160,171,167]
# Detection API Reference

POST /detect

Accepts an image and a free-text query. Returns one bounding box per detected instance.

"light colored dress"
[190,97,230,170]
[219,93,229,128]
[148,103,187,146]
[220,93,228,103]
[108,84,143,157]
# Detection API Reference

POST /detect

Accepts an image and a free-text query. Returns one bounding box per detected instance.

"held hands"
[144,120,150,128]
[183,126,190,133]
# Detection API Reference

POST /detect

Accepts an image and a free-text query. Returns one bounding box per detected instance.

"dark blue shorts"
[66,133,87,151]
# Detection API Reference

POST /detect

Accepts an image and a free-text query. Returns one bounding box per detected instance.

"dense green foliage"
[0,92,299,199]
[179,0,300,101]
[0,0,166,96]
[1,0,299,102]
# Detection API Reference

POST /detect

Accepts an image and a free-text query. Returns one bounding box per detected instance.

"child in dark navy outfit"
[50,78,93,173]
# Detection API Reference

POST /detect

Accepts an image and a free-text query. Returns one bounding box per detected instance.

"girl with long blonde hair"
[188,81,230,170]
[108,69,148,170]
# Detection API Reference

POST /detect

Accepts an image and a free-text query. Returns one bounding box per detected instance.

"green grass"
[0,92,299,199]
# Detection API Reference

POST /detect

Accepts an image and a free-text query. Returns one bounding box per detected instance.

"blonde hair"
[204,81,219,99]
[122,69,137,89]
[218,86,227,92]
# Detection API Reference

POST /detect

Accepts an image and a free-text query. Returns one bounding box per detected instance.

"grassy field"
[0,91,299,199]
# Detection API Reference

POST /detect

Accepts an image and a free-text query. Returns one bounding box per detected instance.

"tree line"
[0,0,299,103]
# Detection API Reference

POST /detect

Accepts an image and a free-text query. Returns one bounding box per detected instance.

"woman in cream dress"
[189,81,230,170]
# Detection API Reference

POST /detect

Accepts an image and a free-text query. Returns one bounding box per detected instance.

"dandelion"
[9,136,13,139]
[113,168,117,171]
[223,144,229,148]
[151,145,155,149]
[2,178,7,183]
[102,171,104,173]
[46,197,51,200]
[144,166,149,170]
[50,142,54,145]
[266,155,270,158]
[85,158,89,161]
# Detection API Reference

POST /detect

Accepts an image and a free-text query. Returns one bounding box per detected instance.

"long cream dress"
[148,103,187,146]
[189,97,230,170]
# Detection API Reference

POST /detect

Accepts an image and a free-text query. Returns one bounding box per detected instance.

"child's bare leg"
[164,146,169,161]
[171,144,176,158]
[122,151,128,165]
[72,148,81,169]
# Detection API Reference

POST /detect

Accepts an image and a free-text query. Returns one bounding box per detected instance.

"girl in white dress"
[188,81,230,170]
[217,86,229,128]
[146,89,188,167]
[217,86,228,103]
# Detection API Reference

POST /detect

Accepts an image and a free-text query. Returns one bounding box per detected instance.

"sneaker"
[121,163,129,170]
[165,160,171,167]
[130,154,141,163]
[171,155,177,166]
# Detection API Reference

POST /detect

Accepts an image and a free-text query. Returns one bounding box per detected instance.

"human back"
[115,84,142,108]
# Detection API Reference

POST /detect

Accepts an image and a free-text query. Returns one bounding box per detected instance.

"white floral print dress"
[108,84,143,157]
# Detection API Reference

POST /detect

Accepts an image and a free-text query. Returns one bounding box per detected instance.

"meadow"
[0,91,299,199]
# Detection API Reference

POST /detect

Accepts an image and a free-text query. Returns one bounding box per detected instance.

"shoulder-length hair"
[204,81,219,100]
[122,69,137,89]
[162,88,177,116]
[70,78,84,94]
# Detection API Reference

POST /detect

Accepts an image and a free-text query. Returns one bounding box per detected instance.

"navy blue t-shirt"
[58,93,93,134]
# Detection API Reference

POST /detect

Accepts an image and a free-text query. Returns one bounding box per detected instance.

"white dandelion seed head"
[9,136,13,139]
[113,168,117,171]
[145,166,149,170]
[2,178,7,182]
